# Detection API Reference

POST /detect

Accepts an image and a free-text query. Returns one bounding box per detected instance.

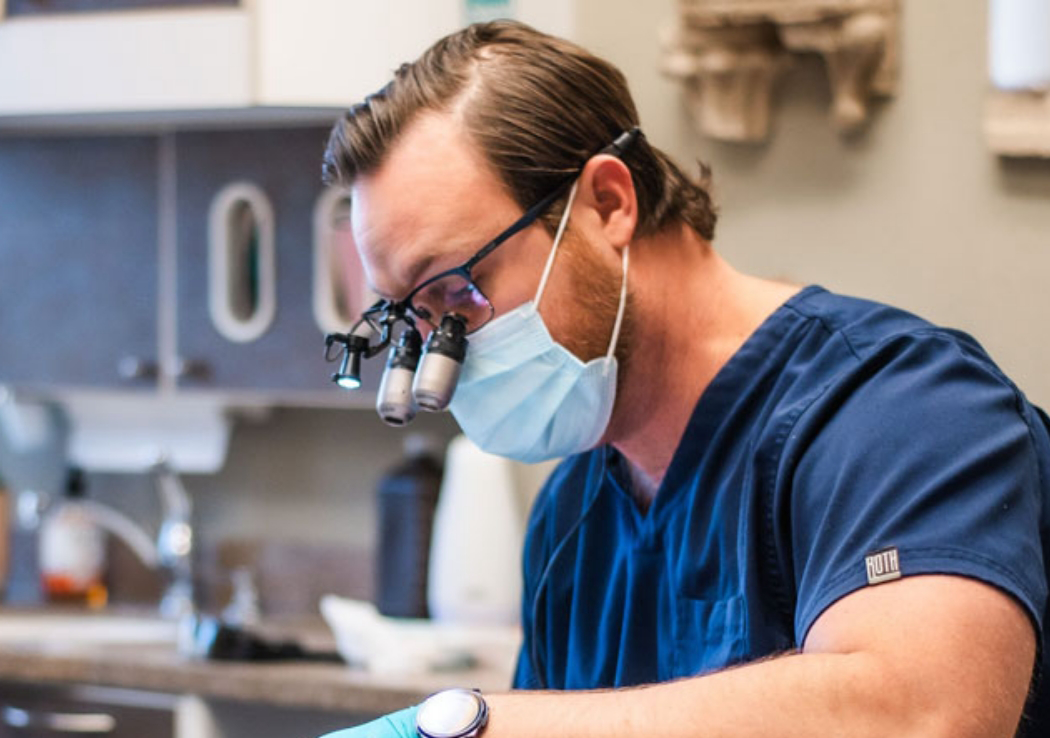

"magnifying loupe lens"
[413,353,463,411]
[377,329,422,425]
[377,366,418,425]
[413,315,468,412]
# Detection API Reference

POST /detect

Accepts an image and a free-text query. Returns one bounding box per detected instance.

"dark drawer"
[0,682,176,738]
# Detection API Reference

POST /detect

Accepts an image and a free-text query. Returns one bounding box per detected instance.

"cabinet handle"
[2,705,117,733]
[312,186,375,334]
[174,357,211,382]
[208,182,277,343]
[117,356,159,382]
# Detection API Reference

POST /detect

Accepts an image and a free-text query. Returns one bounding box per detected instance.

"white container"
[427,435,523,627]
[989,0,1050,90]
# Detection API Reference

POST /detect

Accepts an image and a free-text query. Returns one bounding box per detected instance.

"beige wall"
[579,0,1050,405]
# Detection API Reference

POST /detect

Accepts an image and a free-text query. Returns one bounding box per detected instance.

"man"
[321,20,1049,738]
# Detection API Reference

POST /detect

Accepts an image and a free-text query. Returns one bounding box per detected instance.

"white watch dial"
[417,689,485,737]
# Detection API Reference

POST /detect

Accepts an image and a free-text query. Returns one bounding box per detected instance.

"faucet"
[153,458,195,618]
[75,458,196,618]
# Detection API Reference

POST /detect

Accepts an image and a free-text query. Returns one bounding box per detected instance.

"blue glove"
[320,705,419,738]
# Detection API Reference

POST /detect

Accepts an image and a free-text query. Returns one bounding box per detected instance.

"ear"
[575,154,638,252]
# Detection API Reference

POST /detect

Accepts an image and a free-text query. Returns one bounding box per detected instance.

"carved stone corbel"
[662,0,899,143]
[985,89,1050,158]
[663,24,790,142]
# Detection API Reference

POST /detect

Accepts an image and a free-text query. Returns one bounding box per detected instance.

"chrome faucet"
[153,459,195,618]
[73,458,196,618]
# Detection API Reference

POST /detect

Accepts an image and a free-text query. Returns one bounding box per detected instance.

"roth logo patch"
[865,547,901,585]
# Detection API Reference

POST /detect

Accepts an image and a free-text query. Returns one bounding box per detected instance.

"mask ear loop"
[533,180,580,309]
[530,178,628,374]
[602,245,629,375]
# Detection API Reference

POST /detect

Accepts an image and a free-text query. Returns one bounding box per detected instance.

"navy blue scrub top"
[514,286,1050,734]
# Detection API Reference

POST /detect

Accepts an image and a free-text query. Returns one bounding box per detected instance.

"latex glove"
[320,706,419,738]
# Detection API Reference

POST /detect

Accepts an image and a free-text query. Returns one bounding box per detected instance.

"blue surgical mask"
[449,182,629,463]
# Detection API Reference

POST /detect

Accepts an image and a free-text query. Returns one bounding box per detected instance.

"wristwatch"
[416,688,489,738]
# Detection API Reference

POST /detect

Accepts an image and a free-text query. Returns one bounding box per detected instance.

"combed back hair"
[322,20,717,241]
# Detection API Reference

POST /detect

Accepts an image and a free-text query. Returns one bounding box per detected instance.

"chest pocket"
[673,594,748,678]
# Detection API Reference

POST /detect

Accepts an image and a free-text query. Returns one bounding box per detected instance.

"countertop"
[0,609,518,716]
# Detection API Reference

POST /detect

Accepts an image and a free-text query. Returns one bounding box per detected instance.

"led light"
[331,338,365,390]
[336,375,361,390]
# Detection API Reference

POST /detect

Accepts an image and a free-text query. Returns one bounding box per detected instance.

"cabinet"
[174,127,380,393]
[0,8,252,117]
[0,682,371,738]
[0,0,461,119]
[0,0,581,122]
[0,128,381,398]
[0,682,176,738]
[0,135,159,391]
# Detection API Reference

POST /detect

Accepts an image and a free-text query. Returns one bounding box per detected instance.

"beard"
[556,227,635,373]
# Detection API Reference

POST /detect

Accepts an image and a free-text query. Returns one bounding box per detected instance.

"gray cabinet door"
[174,128,380,393]
[0,136,158,390]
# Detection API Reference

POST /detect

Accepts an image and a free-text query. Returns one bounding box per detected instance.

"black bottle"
[375,434,444,619]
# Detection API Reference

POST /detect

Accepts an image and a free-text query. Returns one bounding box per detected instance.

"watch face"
[416,689,486,738]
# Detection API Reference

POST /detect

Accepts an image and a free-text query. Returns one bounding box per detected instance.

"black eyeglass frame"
[325,126,642,371]
[395,126,642,333]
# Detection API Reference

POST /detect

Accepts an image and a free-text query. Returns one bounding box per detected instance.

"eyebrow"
[369,250,438,304]
[404,253,438,295]
[397,237,482,301]
[372,217,498,303]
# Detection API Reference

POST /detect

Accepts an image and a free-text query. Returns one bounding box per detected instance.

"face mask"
[449,182,629,463]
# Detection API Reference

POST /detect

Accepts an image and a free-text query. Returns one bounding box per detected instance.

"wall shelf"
[985,90,1050,158]
[662,0,899,142]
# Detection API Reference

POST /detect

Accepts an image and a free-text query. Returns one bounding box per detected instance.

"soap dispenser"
[39,468,107,606]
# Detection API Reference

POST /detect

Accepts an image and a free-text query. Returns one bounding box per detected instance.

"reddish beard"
[554,227,634,371]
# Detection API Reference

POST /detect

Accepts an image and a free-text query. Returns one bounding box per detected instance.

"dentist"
[320,20,1050,738]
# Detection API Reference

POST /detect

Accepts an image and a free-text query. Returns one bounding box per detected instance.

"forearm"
[324,581,1032,738]
[485,650,987,738]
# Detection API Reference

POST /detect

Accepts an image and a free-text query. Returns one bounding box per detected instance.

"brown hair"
[323,20,717,241]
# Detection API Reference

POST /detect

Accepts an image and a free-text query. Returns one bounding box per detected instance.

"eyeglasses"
[394,177,574,334]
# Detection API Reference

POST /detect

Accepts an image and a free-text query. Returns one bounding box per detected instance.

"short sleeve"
[788,331,1047,644]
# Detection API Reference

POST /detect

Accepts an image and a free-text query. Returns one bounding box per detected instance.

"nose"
[414,320,435,342]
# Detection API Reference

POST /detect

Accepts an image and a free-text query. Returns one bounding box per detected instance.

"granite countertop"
[0,609,517,715]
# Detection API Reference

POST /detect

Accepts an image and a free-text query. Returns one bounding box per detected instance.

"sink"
[0,612,179,646]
